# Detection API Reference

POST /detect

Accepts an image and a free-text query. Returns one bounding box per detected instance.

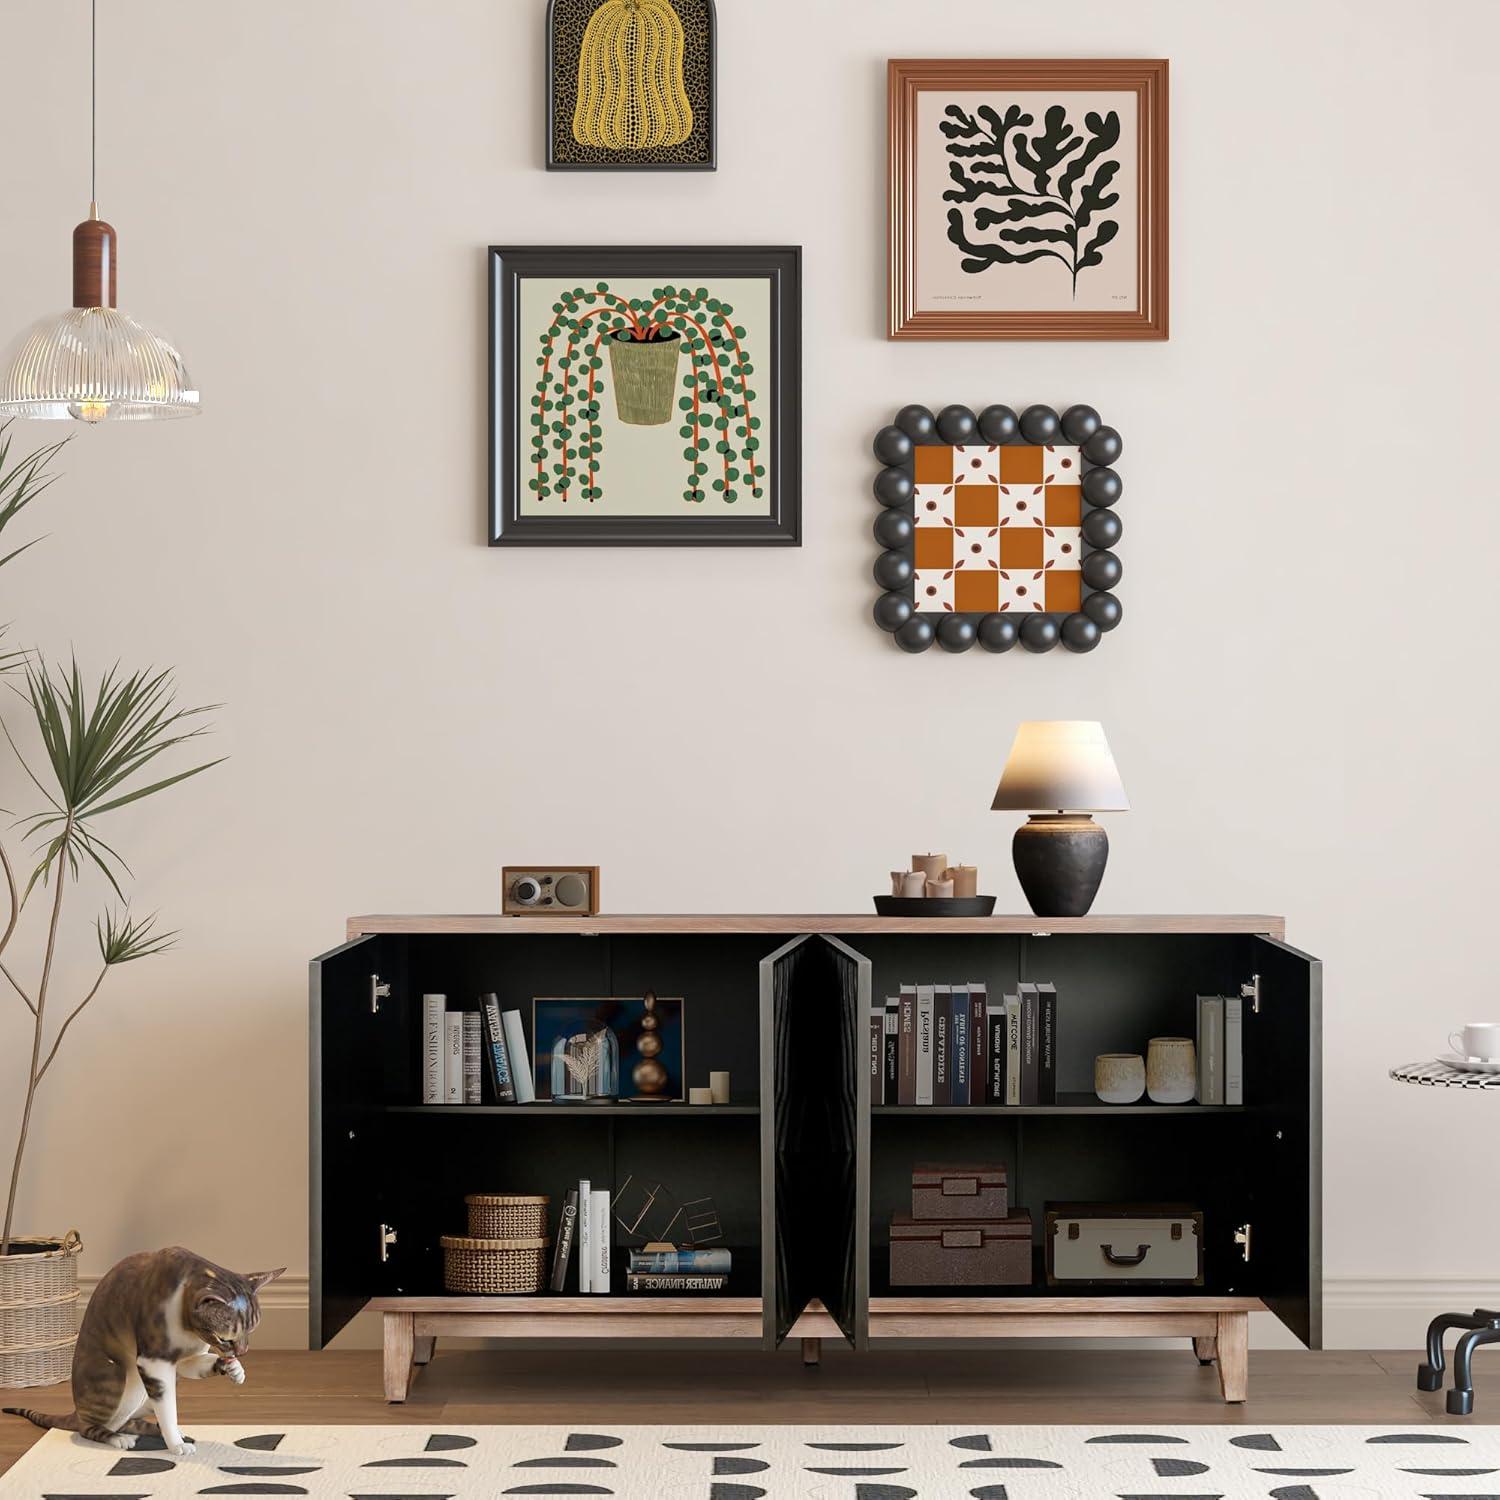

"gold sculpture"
[630,991,670,1098]
[573,0,694,152]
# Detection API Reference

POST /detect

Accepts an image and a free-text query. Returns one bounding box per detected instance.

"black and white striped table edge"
[1391,1060,1500,1089]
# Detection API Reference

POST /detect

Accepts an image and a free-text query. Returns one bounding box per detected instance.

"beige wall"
[1,0,1496,1349]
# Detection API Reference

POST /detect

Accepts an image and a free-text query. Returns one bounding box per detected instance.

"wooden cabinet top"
[346,913,1286,940]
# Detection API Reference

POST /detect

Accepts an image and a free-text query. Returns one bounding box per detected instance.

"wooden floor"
[0,1346,1479,1476]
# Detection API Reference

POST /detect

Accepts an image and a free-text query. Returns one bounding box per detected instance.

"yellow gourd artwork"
[572,0,694,152]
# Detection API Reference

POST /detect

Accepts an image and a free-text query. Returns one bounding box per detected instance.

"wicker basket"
[0,1231,82,1388]
[441,1234,548,1295]
[465,1193,549,1239]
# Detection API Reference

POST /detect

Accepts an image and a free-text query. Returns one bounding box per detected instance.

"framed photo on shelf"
[533,995,685,1102]
[489,245,801,545]
[888,59,1169,340]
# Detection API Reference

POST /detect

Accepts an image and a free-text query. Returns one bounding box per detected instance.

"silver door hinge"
[1234,1223,1252,1262]
[370,974,391,1014]
[1241,974,1260,1014]
[379,1223,397,1262]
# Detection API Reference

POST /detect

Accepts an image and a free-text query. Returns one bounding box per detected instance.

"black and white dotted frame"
[870,403,1123,653]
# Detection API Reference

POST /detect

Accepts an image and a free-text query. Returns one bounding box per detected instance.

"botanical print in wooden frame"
[888,59,1168,340]
[870,401,1123,654]
[547,0,716,171]
[490,246,801,546]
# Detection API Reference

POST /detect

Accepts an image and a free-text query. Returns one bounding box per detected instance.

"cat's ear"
[196,1292,230,1312]
[244,1268,287,1293]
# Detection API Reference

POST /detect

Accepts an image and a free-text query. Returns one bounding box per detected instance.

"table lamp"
[991,721,1128,917]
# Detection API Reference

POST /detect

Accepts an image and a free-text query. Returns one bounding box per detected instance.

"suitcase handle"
[1101,1242,1151,1267]
[942,1177,978,1196]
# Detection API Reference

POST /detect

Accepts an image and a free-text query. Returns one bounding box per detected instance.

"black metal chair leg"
[1419,1311,1485,1392]
[1446,1324,1500,1416]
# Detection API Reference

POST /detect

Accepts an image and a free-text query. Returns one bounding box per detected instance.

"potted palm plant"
[0,424,220,1387]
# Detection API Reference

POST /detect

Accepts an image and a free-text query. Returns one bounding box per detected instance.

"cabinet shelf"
[383,1102,760,1117]
[873,1095,1246,1117]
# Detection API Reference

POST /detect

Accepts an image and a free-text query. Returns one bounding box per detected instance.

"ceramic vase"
[1145,1036,1196,1104]
[1094,1052,1146,1104]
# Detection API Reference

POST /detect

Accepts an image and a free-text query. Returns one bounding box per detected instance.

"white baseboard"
[77,1273,1500,1352]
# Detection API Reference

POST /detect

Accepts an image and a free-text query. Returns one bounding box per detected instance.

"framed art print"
[547,0,716,171]
[490,245,801,545]
[888,59,1169,340]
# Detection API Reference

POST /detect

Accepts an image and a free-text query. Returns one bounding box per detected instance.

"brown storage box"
[1045,1203,1204,1287]
[912,1162,1007,1220]
[889,1210,1032,1286]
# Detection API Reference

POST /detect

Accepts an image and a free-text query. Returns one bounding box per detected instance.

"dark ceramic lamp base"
[1012,813,1109,918]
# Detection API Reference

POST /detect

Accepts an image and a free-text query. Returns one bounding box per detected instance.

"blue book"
[626,1248,732,1274]
[951,986,970,1106]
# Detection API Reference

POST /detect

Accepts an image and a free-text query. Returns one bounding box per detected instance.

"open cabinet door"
[1246,936,1323,1349]
[760,934,871,1350]
[309,934,388,1349]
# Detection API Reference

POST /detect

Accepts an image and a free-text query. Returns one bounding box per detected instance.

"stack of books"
[421,991,535,1104]
[870,981,1059,1106]
[1194,993,1245,1105]
[623,1247,731,1292]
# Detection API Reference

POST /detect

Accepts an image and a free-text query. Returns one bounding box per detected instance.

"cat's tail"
[2,1407,80,1431]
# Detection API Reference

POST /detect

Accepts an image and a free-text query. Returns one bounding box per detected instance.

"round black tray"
[873,895,997,916]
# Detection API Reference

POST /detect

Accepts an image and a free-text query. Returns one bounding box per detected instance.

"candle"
[911,853,947,880]
[689,1086,714,1105]
[710,1070,731,1105]
[899,871,928,897]
[925,877,955,898]
[946,865,978,898]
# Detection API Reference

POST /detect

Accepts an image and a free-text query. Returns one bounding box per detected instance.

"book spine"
[443,1012,464,1104]
[549,1188,579,1292]
[1004,995,1021,1107]
[883,1005,899,1102]
[461,1012,482,1104]
[951,988,969,1105]
[868,1006,884,1105]
[502,1010,536,1103]
[627,1249,732,1274]
[1019,984,1039,1107]
[626,1273,727,1291]
[915,984,934,1106]
[482,994,517,1103]
[985,1004,1004,1103]
[1225,995,1244,1106]
[969,984,987,1106]
[591,1188,611,1293]
[1206,997,1225,1105]
[897,986,917,1106]
[1195,995,1205,1103]
[1037,982,1057,1106]
[422,994,445,1104]
[933,985,950,1106]
[577,1178,592,1293]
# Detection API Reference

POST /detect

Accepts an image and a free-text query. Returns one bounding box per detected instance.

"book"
[1004,994,1022,1106]
[932,984,950,1105]
[549,1187,579,1291]
[627,1248,731,1274]
[1018,983,1039,1106]
[480,993,517,1103]
[591,1187,611,1293]
[1225,995,1244,1105]
[883,1003,899,1102]
[950,985,969,1106]
[897,984,917,1106]
[915,984,935,1105]
[443,1011,464,1104]
[969,983,988,1105]
[625,1273,727,1292]
[502,1009,536,1103]
[869,1005,884,1105]
[1198,996,1224,1105]
[461,1011,482,1104]
[1037,982,1057,1106]
[577,1178,592,1293]
[986,1002,1005,1103]
[421,994,445,1104]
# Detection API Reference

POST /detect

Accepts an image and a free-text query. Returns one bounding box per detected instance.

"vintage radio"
[502,866,600,916]
[1045,1203,1204,1286]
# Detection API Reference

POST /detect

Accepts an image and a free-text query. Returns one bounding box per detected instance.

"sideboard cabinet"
[310,914,1320,1402]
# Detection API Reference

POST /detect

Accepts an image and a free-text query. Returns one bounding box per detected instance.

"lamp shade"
[990,720,1129,813]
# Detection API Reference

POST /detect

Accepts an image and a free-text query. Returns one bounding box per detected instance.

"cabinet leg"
[413,1335,436,1366]
[1215,1311,1248,1403]
[801,1338,821,1368]
[383,1312,416,1403]
[1193,1335,1218,1366]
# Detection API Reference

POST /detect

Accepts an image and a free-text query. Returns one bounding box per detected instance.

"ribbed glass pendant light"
[0,2,199,422]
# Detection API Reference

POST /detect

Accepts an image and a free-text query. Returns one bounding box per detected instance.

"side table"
[1390,1060,1500,1415]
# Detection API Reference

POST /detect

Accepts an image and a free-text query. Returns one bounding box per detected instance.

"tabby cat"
[4,1247,284,1454]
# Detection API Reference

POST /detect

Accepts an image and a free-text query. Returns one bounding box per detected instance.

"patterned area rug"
[5,1424,1499,1498]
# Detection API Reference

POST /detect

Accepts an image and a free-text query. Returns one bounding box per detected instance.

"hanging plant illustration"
[941,102,1121,296]
[573,0,694,150]
[528,283,762,506]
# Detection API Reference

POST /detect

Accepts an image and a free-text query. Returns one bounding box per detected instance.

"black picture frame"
[870,403,1124,653]
[490,245,802,547]
[546,0,717,172]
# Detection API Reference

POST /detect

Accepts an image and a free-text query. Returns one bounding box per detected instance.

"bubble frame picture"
[870,402,1123,654]
[490,245,801,546]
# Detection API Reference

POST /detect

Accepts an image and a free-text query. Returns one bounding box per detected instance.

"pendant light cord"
[90,0,97,207]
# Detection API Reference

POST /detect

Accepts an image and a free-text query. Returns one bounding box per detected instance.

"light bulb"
[67,400,111,424]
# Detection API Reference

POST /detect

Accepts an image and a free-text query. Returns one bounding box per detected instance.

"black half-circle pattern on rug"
[806,1442,905,1451]
[349,1494,456,1500]
[851,1487,916,1500]
[1087,1434,1188,1444]
[566,1435,622,1451]
[1230,1434,1281,1451]
[1151,1460,1210,1477]
[952,1435,992,1451]
[45,1494,150,1499]
[1254,1469,1354,1477]
[708,1486,765,1500]
[805,1467,907,1477]
[1116,1494,1223,1499]
[197,1485,308,1495]
[362,1457,467,1467]
[109,1456,175,1475]
[426,1435,478,1451]
[216,1468,323,1478]
[664,1442,761,1451]
[969,1488,1008,1500]
[1368,1433,1468,1443]
[129,1434,183,1450]
[715,1456,770,1474]
[1401,1469,1500,1476]
[514,1458,617,1468]
[235,1435,285,1452]
[501,1486,612,1496]
[960,1457,1061,1470]
[1268,1487,1319,1500]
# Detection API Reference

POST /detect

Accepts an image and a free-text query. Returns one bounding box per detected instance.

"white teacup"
[1450,1023,1500,1061]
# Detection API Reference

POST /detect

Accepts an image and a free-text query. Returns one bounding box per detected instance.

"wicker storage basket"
[441,1234,549,1295]
[0,1231,82,1388]
[464,1193,549,1239]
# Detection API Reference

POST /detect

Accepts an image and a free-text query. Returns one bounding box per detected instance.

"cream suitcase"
[1045,1203,1204,1286]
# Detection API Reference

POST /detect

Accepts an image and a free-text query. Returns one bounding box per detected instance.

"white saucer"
[1437,1052,1500,1074]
